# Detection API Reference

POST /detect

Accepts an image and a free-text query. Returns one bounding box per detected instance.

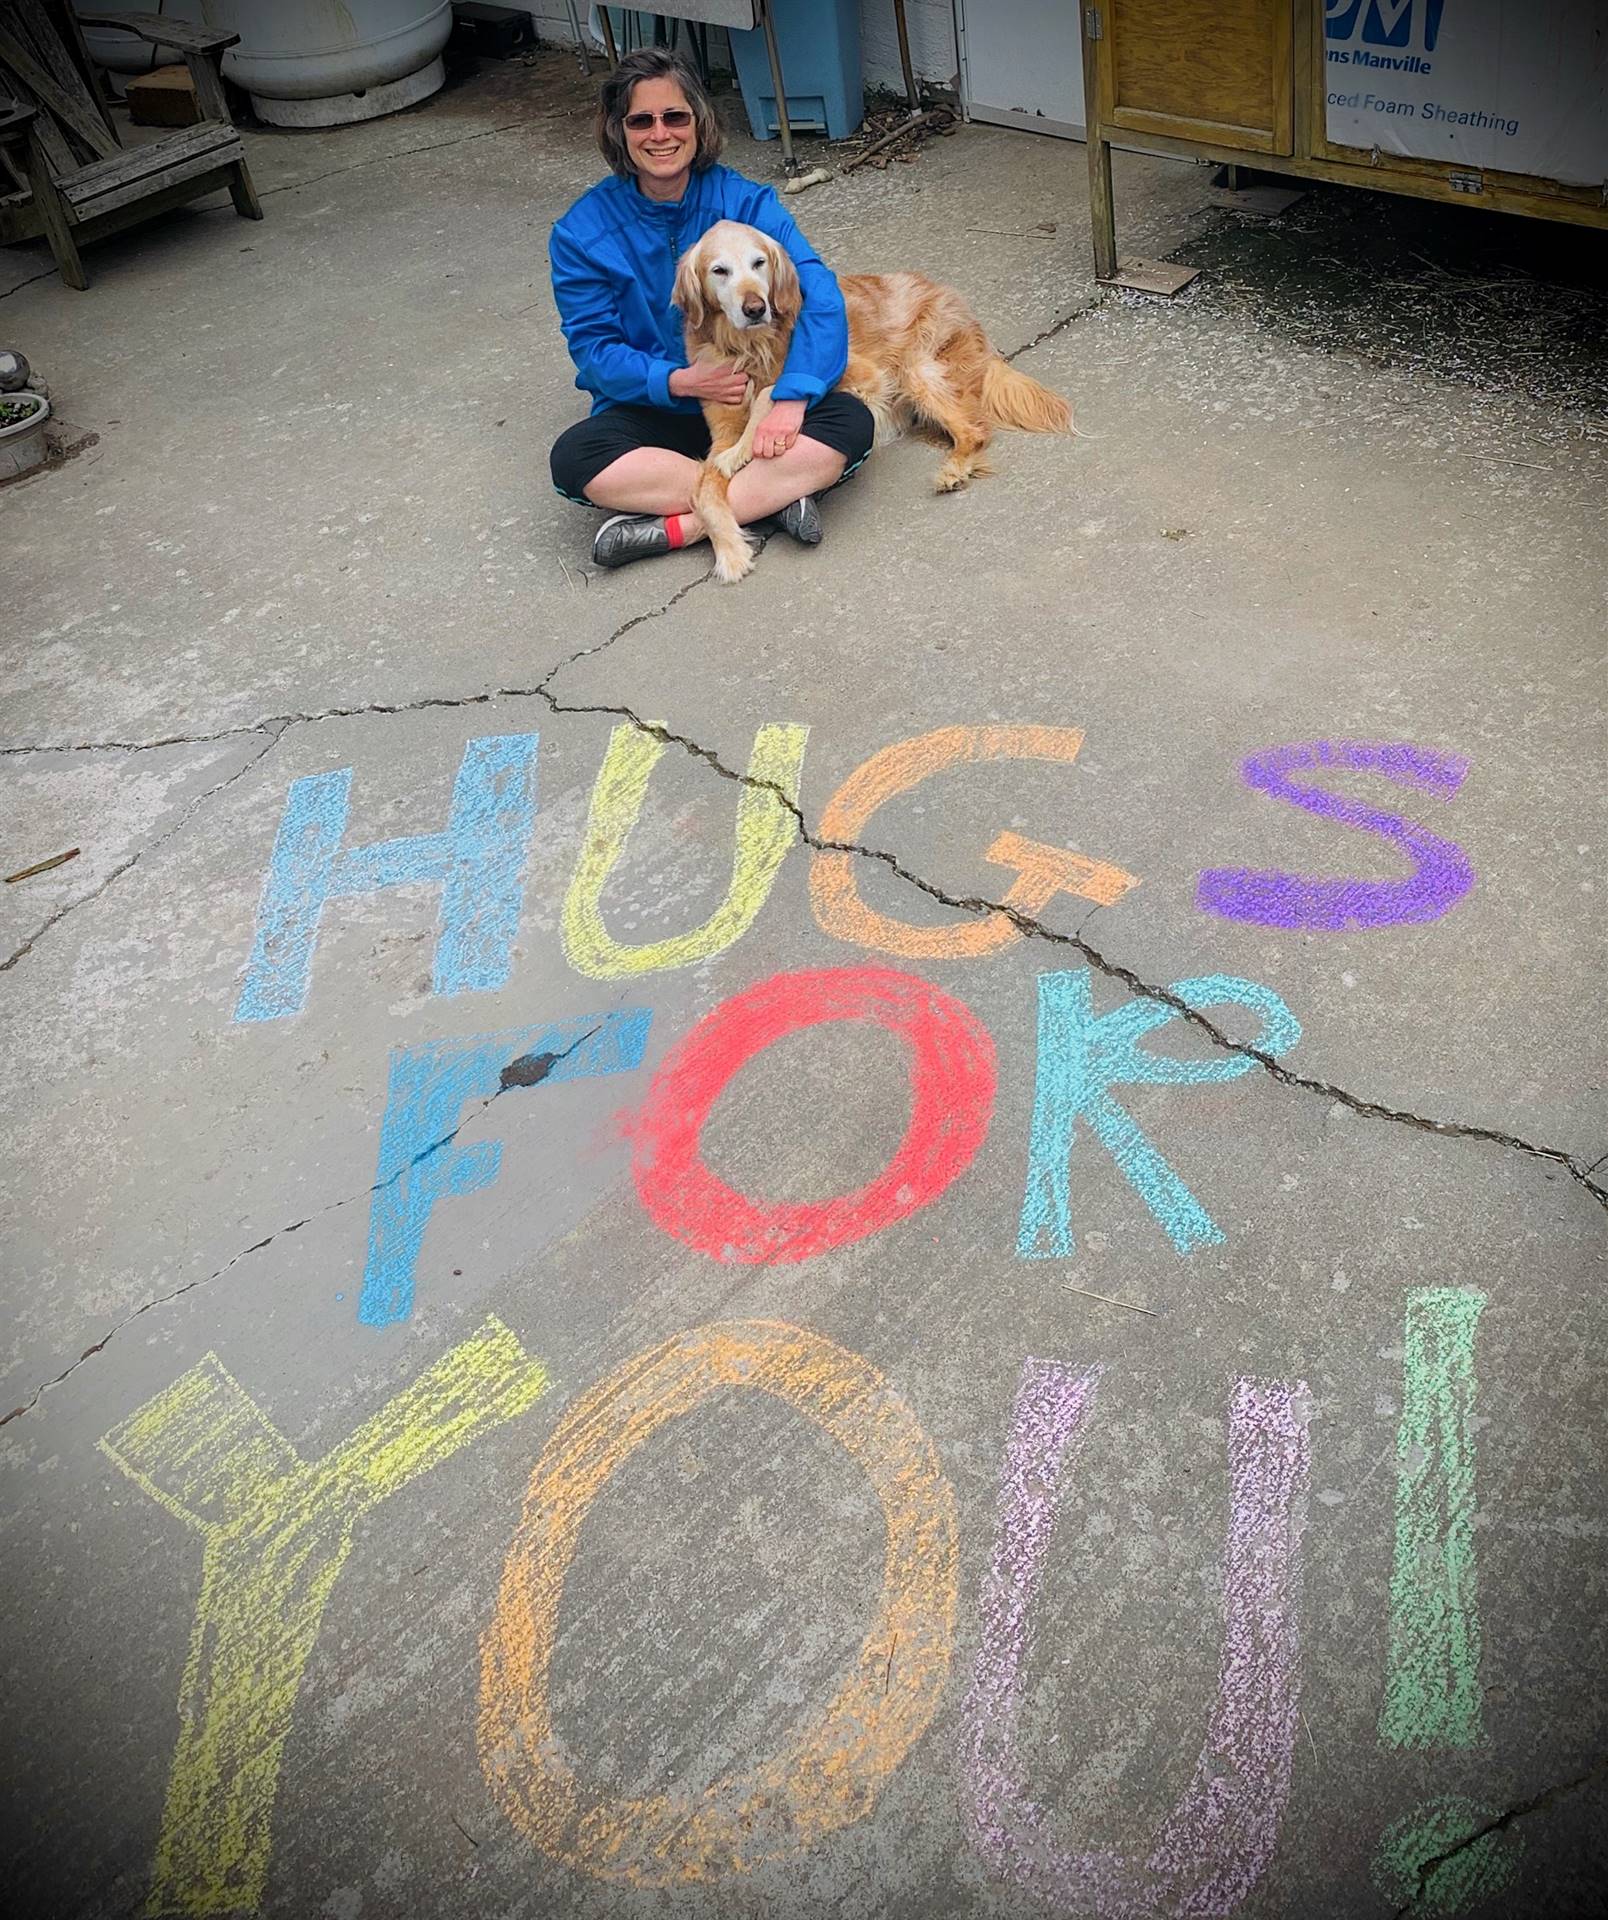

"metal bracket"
[1449,169,1485,195]
[1101,256,1200,297]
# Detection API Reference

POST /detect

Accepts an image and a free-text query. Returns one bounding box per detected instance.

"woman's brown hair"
[595,47,724,180]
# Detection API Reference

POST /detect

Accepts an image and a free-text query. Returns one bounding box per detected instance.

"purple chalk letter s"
[1197,740,1473,931]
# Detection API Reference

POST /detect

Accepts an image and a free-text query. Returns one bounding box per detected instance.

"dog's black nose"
[742,296,768,321]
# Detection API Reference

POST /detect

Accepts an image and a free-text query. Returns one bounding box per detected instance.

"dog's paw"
[712,543,755,584]
[711,446,749,480]
[934,469,970,494]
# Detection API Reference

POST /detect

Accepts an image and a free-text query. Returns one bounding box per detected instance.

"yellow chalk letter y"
[100,1319,550,1916]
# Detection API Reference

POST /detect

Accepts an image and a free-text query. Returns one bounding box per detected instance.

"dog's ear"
[766,237,801,326]
[672,243,705,330]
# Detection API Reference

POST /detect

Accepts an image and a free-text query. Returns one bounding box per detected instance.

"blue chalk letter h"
[235,734,539,1022]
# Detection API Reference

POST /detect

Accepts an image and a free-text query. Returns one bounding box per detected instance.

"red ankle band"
[664,514,686,550]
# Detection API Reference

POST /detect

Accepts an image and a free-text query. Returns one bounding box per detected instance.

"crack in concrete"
[0,1024,599,1427]
[0,564,718,760]
[1003,292,1105,363]
[0,265,58,304]
[1391,1751,1608,1916]
[0,725,287,977]
[255,115,563,202]
[0,562,721,975]
[533,556,721,691]
[2,1199,331,1431]
[519,690,1608,1216]
[0,291,1600,1436]
[0,728,269,757]
[3,559,1603,1227]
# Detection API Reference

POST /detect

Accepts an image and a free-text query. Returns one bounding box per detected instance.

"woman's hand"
[753,398,806,459]
[670,360,751,405]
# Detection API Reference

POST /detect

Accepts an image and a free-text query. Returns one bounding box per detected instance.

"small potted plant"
[0,388,50,482]
[0,346,49,482]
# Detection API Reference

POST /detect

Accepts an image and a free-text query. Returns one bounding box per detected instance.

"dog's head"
[673,221,801,335]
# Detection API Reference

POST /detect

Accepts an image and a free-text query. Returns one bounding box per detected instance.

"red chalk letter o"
[633,965,997,1262]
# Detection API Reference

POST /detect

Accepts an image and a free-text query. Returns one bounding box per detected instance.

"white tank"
[74,2,454,127]
[207,2,454,124]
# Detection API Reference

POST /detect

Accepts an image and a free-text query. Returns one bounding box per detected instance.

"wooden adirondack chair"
[0,2,261,291]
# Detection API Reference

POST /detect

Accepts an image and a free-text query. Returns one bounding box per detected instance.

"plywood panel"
[1104,0,1293,153]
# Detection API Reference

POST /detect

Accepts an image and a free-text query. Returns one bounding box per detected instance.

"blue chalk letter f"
[361,1011,652,1326]
[235,734,539,1022]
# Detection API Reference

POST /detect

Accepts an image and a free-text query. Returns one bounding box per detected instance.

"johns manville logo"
[1325,0,1448,55]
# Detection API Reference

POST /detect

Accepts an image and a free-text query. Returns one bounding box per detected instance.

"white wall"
[860,0,958,94]
[523,5,961,93]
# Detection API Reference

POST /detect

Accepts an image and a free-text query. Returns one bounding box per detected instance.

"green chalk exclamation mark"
[1379,1286,1487,1751]
[1372,1290,1523,1914]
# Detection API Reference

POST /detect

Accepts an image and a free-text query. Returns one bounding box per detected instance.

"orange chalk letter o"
[478,1321,958,1884]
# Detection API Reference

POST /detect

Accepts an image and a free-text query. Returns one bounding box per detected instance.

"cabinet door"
[1097,0,1293,154]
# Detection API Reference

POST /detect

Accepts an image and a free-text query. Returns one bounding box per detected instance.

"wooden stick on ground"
[842,106,955,173]
[5,847,80,883]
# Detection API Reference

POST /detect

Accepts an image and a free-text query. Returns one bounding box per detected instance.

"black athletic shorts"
[550,392,875,504]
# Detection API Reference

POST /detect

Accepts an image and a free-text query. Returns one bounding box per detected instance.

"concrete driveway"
[3,50,1604,1920]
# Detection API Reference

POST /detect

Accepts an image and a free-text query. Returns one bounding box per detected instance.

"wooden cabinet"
[1095,0,1293,155]
[1079,0,1606,285]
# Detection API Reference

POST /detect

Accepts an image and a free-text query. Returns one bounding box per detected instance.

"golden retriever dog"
[672,219,1073,582]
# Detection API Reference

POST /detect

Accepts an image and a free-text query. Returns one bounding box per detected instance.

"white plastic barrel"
[208,2,454,126]
[74,2,454,127]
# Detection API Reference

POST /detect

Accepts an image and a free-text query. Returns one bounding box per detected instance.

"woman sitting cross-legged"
[548,47,874,569]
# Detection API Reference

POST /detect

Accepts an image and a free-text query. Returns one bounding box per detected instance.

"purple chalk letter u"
[963,1361,1311,1916]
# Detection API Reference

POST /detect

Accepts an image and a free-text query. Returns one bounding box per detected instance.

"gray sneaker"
[592,512,672,568]
[771,495,822,546]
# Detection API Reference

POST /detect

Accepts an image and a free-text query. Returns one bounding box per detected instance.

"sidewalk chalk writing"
[351,958,1292,1327]
[478,1319,957,1884]
[231,726,1476,1026]
[226,721,1307,1315]
[1369,1292,1518,1917]
[810,724,1137,957]
[360,1011,652,1327]
[964,1360,1311,1915]
[98,702,1525,1912]
[235,734,539,1022]
[1196,740,1473,931]
[1380,1288,1487,1752]
[1371,1794,1521,1916]
[631,965,997,1263]
[563,722,808,977]
[1018,970,1302,1258]
[109,1315,1548,1913]
[100,1319,550,1918]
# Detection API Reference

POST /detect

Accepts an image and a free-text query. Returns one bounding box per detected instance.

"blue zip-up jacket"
[549,164,848,416]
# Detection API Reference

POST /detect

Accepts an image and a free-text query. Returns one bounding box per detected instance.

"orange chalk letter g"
[478,1320,958,1885]
[810,725,1138,957]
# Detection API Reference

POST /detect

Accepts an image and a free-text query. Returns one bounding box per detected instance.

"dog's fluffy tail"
[981,356,1073,434]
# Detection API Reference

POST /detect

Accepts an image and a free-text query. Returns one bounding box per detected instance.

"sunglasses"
[624,109,693,130]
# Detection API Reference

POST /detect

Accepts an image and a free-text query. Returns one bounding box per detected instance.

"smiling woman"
[546,48,875,571]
